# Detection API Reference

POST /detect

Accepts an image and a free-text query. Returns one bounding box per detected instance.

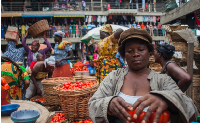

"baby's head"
[37,53,44,61]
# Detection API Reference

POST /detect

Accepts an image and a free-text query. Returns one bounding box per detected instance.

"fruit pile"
[70,66,88,74]
[1,77,10,91]
[32,98,45,103]
[51,113,66,123]
[127,109,170,123]
[74,119,93,123]
[57,81,97,91]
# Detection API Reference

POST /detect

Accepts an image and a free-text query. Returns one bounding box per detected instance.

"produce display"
[57,81,97,91]
[70,66,89,75]
[32,98,46,103]
[1,77,10,91]
[51,113,66,123]
[127,109,170,123]
[74,119,93,123]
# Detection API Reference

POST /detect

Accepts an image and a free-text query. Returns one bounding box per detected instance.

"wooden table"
[1,100,50,123]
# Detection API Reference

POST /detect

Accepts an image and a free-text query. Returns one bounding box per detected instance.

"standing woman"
[53,31,74,77]
[22,31,52,67]
[154,43,192,92]
[94,24,123,82]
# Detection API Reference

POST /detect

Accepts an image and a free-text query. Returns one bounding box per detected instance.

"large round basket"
[42,77,76,106]
[28,20,50,38]
[73,76,97,81]
[54,80,99,121]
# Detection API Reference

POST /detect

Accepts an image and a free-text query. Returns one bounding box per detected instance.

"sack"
[5,26,19,45]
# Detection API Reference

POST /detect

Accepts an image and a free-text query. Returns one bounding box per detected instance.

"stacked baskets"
[54,79,99,121]
[41,77,76,105]
[28,20,50,38]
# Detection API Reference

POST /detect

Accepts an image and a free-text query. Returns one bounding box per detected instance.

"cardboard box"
[5,26,19,45]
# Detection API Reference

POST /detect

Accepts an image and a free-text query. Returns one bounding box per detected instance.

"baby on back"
[27,53,44,75]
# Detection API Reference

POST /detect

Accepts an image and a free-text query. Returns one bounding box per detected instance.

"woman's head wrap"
[156,43,175,60]
[54,31,65,38]
[100,24,113,35]
[44,56,55,68]
[32,40,40,47]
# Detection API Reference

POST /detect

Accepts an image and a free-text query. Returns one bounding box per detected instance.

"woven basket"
[42,77,76,106]
[28,20,50,38]
[54,80,99,121]
[73,76,97,81]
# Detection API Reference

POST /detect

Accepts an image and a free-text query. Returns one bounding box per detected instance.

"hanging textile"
[142,0,145,8]
[194,9,200,26]
[107,4,111,9]
[153,16,156,23]
[109,15,112,20]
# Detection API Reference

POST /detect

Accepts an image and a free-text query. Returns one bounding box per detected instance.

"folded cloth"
[44,56,55,68]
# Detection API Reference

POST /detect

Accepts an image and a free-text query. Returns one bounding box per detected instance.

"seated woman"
[154,43,192,92]
[88,28,197,123]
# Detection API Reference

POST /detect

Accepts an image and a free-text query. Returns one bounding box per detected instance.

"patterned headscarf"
[54,31,65,38]
[100,24,113,35]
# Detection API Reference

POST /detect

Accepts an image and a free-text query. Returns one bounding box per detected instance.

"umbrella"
[29,44,54,53]
[80,24,129,44]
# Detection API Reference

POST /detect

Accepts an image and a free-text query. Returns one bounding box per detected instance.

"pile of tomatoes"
[1,77,10,91]
[74,119,93,123]
[32,98,45,103]
[51,113,66,123]
[57,81,97,91]
[70,66,89,74]
[127,109,170,123]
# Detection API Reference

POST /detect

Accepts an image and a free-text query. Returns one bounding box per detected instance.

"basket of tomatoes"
[54,80,99,121]
[50,112,67,123]
[74,119,93,123]
[1,77,10,106]
[41,77,76,106]
[30,95,46,106]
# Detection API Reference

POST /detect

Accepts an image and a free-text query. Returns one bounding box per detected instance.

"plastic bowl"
[1,104,20,116]
[11,109,40,123]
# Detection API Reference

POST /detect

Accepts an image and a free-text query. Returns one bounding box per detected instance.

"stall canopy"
[1,13,22,17]
[22,14,54,17]
[54,14,85,17]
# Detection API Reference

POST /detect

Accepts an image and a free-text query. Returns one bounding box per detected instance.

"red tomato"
[1,77,7,86]
[136,111,146,123]
[4,84,10,90]
[127,109,137,122]
[1,85,5,91]
[162,110,170,123]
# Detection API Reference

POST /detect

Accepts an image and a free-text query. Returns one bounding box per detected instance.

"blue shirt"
[54,43,72,66]
[132,24,137,28]
[2,41,26,67]
[88,67,95,76]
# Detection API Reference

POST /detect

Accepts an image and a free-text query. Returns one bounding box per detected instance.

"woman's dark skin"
[154,49,192,92]
[54,35,74,66]
[108,40,179,123]
[100,28,123,40]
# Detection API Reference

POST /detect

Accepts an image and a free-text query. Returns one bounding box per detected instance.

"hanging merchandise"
[107,3,111,9]
[71,17,73,23]
[89,16,92,23]
[157,16,160,21]
[97,16,101,22]
[194,9,200,27]
[64,18,67,24]
[93,16,97,22]
[122,15,127,21]
[109,15,112,20]
[153,16,156,23]
[143,16,147,22]
[142,0,145,8]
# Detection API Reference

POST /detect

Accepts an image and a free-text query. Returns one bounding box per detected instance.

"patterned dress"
[94,34,121,82]
[1,62,30,100]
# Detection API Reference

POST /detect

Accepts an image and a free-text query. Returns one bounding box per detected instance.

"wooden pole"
[186,43,194,100]
[91,0,93,11]
[101,0,103,11]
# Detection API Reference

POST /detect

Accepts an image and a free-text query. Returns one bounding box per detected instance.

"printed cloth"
[57,41,72,50]
[100,24,113,35]
[94,56,121,82]
[54,43,72,66]
[2,41,26,67]
[1,62,30,100]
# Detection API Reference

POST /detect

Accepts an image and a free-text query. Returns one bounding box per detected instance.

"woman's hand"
[132,94,168,123]
[56,59,63,66]
[108,96,133,123]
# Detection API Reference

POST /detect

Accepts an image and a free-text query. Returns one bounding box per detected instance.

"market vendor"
[22,30,52,67]
[52,31,74,77]
[25,57,55,100]
[154,43,192,92]
[94,24,123,82]
[89,28,197,123]
[1,56,30,100]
